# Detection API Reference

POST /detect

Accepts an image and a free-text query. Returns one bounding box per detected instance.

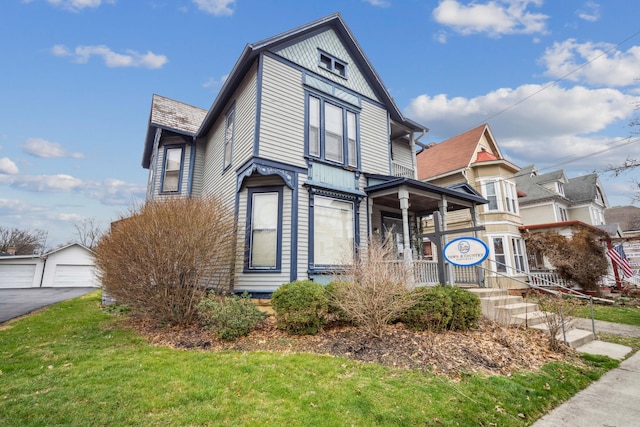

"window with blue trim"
[308,95,358,168]
[223,107,235,170]
[246,187,282,271]
[312,195,354,267]
[161,146,184,193]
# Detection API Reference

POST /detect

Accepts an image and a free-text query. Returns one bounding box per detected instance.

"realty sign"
[443,237,489,267]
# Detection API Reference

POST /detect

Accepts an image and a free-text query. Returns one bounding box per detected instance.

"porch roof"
[365,177,487,214]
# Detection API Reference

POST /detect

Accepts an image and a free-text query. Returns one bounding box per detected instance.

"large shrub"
[330,238,413,339]
[94,197,236,326]
[271,280,328,335]
[444,287,481,331]
[401,286,452,332]
[197,292,267,341]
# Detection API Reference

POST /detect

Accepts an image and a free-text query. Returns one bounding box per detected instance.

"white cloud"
[540,39,640,87]
[202,74,229,90]
[0,157,19,174]
[0,198,46,215]
[362,0,391,7]
[192,0,235,16]
[406,84,636,140]
[0,173,145,206]
[405,83,640,205]
[577,1,600,22]
[26,0,114,12]
[432,0,549,37]
[52,44,168,69]
[23,137,84,159]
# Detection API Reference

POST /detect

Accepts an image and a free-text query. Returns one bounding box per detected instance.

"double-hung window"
[493,237,506,273]
[511,238,526,273]
[504,181,518,213]
[307,95,358,168]
[223,107,235,170]
[313,195,354,266]
[484,182,499,211]
[161,146,184,193]
[247,187,282,271]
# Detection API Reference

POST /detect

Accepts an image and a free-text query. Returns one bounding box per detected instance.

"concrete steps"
[468,288,595,349]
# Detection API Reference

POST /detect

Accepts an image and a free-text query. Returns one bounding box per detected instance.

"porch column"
[439,197,451,285]
[399,188,413,263]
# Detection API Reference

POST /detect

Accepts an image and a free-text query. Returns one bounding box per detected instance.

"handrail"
[478,261,614,304]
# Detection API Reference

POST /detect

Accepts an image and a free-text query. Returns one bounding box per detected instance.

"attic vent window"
[318,50,347,78]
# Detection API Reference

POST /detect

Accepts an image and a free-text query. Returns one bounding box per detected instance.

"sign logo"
[443,237,489,267]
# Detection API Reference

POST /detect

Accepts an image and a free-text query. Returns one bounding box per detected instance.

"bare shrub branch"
[536,294,581,352]
[329,238,413,339]
[94,197,236,326]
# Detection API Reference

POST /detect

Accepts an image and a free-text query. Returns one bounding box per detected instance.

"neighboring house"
[141,13,487,294]
[515,166,614,283]
[416,123,528,289]
[0,243,99,289]
[514,166,608,227]
[605,205,640,277]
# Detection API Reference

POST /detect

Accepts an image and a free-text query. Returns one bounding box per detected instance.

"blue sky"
[1,0,639,248]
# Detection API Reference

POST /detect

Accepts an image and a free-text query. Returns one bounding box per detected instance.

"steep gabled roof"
[565,174,602,204]
[142,95,208,168]
[197,12,426,137]
[514,169,567,204]
[605,205,640,232]
[416,123,513,181]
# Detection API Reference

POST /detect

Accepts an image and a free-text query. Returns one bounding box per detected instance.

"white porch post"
[439,197,452,285]
[399,188,413,264]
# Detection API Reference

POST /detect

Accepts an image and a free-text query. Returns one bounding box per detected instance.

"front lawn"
[0,291,622,426]
[575,299,640,327]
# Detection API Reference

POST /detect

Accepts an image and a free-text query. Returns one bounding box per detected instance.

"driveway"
[0,287,97,324]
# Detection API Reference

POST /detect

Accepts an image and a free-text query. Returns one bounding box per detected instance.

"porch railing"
[392,162,414,178]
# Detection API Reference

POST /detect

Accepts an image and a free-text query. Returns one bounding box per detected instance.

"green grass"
[575,301,640,327]
[0,291,622,426]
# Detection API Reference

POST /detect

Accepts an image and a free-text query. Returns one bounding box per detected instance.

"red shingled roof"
[416,124,487,180]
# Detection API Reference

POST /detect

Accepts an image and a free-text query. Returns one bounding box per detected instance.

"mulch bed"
[128,316,578,377]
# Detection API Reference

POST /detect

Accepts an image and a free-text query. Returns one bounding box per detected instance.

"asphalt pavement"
[0,287,97,323]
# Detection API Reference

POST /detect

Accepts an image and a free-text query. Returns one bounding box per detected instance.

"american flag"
[606,244,634,278]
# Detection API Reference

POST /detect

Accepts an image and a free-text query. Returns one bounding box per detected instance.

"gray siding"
[201,63,258,208]
[258,55,306,168]
[235,175,292,292]
[359,100,390,175]
[391,139,413,170]
[274,29,378,101]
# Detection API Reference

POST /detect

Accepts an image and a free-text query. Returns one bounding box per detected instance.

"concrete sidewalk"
[532,350,640,426]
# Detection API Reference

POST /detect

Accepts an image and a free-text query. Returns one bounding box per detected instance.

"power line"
[538,136,640,172]
[470,28,640,129]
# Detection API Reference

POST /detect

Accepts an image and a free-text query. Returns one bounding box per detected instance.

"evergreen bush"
[271,280,328,335]
[197,292,267,341]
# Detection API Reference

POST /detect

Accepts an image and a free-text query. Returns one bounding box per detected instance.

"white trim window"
[558,206,568,222]
[504,181,518,213]
[313,196,354,266]
[307,94,358,168]
[511,237,527,273]
[492,237,506,273]
[484,181,499,211]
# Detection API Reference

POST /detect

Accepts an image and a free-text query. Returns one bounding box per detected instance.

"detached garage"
[0,243,99,289]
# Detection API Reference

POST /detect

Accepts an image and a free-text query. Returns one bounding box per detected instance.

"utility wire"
[469,28,640,129]
[538,136,640,172]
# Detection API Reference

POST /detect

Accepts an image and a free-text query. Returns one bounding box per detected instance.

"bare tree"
[74,217,104,249]
[0,227,47,255]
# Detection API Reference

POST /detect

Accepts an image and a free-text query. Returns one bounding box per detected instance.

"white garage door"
[51,265,99,288]
[0,264,38,288]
